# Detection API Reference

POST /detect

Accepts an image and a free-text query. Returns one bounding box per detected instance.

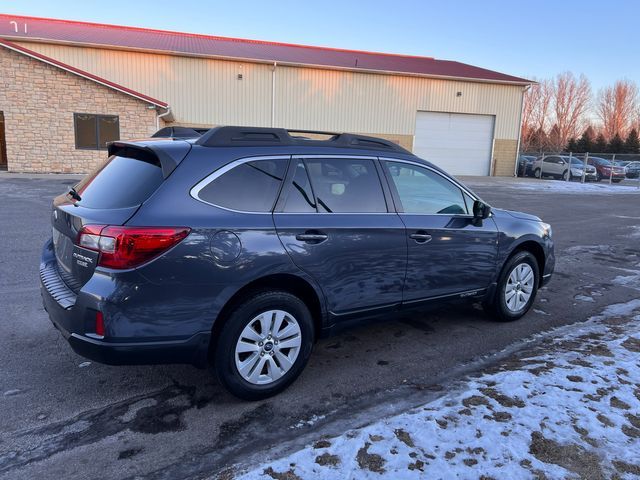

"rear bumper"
[40,258,211,368]
[66,330,210,366]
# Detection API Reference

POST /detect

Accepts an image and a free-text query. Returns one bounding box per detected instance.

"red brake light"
[78,225,190,269]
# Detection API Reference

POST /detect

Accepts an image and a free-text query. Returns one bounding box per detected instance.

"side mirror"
[473,200,491,220]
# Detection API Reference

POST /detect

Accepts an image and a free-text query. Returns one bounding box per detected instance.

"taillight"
[78,225,190,269]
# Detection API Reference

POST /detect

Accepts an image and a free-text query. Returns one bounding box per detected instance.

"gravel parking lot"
[0,173,639,480]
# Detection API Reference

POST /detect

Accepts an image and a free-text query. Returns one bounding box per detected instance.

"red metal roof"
[0,38,168,107]
[0,14,531,85]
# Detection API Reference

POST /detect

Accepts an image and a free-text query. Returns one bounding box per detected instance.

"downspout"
[513,84,531,176]
[271,62,277,127]
[156,106,172,131]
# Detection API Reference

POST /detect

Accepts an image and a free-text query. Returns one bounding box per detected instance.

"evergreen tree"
[624,128,640,154]
[566,137,578,152]
[547,124,562,152]
[607,133,624,153]
[593,133,607,153]
[576,128,594,153]
[528,128,548,153]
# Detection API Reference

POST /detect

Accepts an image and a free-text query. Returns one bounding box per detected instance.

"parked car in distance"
[532,155,596,181]
[517,155,537,177]
[40,126,555,400]
[585,157,627,182]
[616,160,640,179]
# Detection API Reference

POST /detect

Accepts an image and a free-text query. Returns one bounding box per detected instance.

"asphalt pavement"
[0,173,638,479]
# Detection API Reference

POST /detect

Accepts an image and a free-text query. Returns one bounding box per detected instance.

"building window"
[74,114,120,150]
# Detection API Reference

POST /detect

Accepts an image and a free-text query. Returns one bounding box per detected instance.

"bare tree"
[597,79,639,140]
[552,72,591,148]
[521,78,553,151]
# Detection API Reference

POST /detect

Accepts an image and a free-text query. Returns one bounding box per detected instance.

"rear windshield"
[72,155,163,209]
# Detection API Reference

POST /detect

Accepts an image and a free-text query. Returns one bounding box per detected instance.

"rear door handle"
[296,232,328,243]
[409,232,432,243]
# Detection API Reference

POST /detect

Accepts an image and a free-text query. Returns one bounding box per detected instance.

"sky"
[1,0,638,92]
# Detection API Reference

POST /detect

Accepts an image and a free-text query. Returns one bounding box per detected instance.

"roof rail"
[152,126,209,138]
[194,126,411,154]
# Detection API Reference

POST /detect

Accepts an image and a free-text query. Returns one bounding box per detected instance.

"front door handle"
[296,232,328,243]
[409,232,432,243]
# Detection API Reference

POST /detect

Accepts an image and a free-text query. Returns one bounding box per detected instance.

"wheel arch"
[208,273,325,361]
[510,240,545,284]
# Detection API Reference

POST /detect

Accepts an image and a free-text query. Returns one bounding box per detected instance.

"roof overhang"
[1,34,533,87]
[0,38,170,108]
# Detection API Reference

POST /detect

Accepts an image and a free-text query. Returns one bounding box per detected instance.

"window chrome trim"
[292,154,378,160]
[190,155,290,214]
[379,156,493,216]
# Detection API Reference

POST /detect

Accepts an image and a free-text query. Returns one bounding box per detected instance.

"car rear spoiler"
[107,140,192,178]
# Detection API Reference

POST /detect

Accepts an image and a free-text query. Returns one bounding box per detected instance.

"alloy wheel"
[505,263,534,312]
[234,310,302,385]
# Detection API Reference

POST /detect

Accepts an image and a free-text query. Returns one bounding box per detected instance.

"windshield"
[568,158,584,166]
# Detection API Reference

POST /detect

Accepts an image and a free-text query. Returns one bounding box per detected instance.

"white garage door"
[414,112,495,176]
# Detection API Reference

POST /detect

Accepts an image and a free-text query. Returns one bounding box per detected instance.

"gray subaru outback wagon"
[41,126,554,400]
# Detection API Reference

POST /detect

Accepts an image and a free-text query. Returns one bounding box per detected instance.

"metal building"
[0,14,531,175]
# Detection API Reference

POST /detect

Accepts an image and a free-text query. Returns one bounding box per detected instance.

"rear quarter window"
[196,159,288,212]
[73,155,164,209]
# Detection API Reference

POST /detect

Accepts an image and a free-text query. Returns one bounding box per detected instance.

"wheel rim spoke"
[272,311,287,336]
[248,357,268,383]
[237,352,260,377]
[275,350,294,370]
[266,357,283,381]
[241,325,262,343]
[276,323,298,340]
[236,340,259,353]
[258,313,272,337]
[278,336,301,350]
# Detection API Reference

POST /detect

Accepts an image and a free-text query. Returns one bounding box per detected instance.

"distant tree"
[593,133,608,153]
[607,133,624,153]
[566,137,578,152]
[624,128,640,153]
[597,79,639,140]
[576,126,595,152]
[526,128,549,153]
[552,72,592,148]
[521,78,554,150]
[547,124,563,152]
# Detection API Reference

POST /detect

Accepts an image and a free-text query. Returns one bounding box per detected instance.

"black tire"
[562,170,570,181]
[213,290,314,401]
[484,251,540,322]
[612,179,622,183]
[534,168,542,179]
[596,172,602,182]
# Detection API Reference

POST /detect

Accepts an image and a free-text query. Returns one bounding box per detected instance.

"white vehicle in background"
[532,155,597,181]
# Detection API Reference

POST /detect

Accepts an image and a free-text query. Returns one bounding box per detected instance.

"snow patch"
[574,294,594,302]
[291,414,327,429]
[464,178,640,194]
[238,299,640,479]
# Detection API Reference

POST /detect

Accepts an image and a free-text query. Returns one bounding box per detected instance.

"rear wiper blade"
[68,187,82,202]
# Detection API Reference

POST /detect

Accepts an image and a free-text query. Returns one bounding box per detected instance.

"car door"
[380,159,499,302]
[542,155,558,176]
[273,156,407,316]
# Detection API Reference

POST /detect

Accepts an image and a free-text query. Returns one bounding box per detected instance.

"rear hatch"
[51,141,189,292]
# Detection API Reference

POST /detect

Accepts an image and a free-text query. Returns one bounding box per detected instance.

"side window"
[303,158,387,213]
[282,160,316,212]
[384,161,468,215]
[197,158,287,212]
